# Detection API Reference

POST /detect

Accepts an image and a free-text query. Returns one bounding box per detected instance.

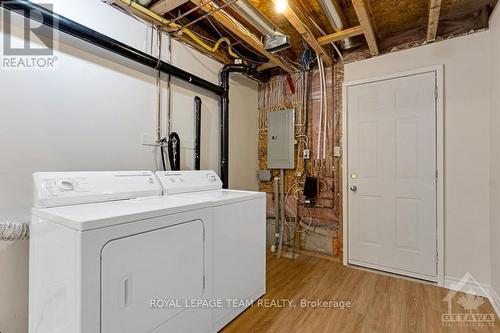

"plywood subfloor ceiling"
[112,0,498,72]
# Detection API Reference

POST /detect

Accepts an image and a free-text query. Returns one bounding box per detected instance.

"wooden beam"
[317,25,363,45]
[351,0,378,55]
[427,0,442,42]
[191,0,295,73]
[272,0,332,66]
[257,62,278,71]
[150,0,190,15]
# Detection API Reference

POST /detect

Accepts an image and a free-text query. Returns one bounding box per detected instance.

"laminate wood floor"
[221,253,499,333]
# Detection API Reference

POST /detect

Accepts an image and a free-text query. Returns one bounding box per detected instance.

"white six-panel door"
[346,72,438,281]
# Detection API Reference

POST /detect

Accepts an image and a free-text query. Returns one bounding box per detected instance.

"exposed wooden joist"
[351,0,379,55]
[150,0,190,15]
[272,0,332,66]
[257,62,278,71]
[190,0,294,73]
[427,0,442,42]
[317,25,364,46]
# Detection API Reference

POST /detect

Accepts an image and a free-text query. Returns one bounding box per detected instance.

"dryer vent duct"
[228,0,291,53]
[316,0,357,50]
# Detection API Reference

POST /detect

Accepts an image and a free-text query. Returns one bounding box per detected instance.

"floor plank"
[221,254,499,333]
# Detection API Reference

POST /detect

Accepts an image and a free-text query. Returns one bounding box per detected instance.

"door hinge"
[435,85,438,100]
[203,275,206,289]
[436,251,439,263]
[435,170,439,181]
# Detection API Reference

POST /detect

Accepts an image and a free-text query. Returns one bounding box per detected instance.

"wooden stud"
[149,0,190,15]
[317,25,364,46]
[351,0,379,55]
[190,0,295,73]
[272,0,332,66]
[427,0,442,42]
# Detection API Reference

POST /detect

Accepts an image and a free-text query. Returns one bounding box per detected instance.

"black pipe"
[2,1,271,188]
[0,0,225,96]
[194,96,202,171]
[219,64,267,188]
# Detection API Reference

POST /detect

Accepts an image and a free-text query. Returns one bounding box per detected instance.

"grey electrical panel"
[267,109,295,169]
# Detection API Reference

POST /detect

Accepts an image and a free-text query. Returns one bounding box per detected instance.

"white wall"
[489,6,500,305]
[344,32,492,285]
[0,1,258,332]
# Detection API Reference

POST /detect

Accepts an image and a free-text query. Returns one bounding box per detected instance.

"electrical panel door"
[267,109,295,169]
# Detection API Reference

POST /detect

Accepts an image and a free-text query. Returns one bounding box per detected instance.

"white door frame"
[342,65,445,286]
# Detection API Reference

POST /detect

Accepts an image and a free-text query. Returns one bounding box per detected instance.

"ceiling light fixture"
[275,0,288,13]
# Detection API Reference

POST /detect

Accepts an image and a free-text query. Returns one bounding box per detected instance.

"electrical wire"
[116,0,240,59]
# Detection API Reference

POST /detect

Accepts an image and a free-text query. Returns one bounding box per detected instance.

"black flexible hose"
[168,132,181,171]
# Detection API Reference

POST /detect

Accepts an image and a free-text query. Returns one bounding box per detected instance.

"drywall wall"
[344,32,492,285]
[489,6,500,307]
[0,1,258,332]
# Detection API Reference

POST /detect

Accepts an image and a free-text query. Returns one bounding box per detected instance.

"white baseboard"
[445,276,500,318]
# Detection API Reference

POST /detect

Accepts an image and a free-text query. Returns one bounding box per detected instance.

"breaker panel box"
[267,109,295,169]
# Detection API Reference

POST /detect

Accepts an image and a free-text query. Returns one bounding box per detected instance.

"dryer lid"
[32,195,210,231]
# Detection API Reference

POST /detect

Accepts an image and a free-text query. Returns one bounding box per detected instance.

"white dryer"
[156,171,266,332]
[30,171,214,333]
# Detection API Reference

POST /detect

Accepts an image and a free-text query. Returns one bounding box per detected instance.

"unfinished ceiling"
[109,0,498,73]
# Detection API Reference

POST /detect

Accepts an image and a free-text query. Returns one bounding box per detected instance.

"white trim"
[342,65,445,286]
[349,260,437,282]
[445,276,500,318]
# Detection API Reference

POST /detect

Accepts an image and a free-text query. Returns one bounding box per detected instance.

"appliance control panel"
[33,171,162,208]
[156,170,222,194]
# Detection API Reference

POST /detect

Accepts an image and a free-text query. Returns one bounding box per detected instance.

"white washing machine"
[156,171,266,332]
[30,171,214,333]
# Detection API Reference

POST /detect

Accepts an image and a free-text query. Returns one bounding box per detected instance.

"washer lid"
[33,171,162,208]
[173,189,265,206]
[32,196,211,231]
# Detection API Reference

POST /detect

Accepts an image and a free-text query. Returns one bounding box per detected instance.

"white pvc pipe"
[322,60,328,160]
[316,56,323,160]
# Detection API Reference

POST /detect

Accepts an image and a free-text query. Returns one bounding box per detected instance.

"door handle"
[350,185,357,192]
